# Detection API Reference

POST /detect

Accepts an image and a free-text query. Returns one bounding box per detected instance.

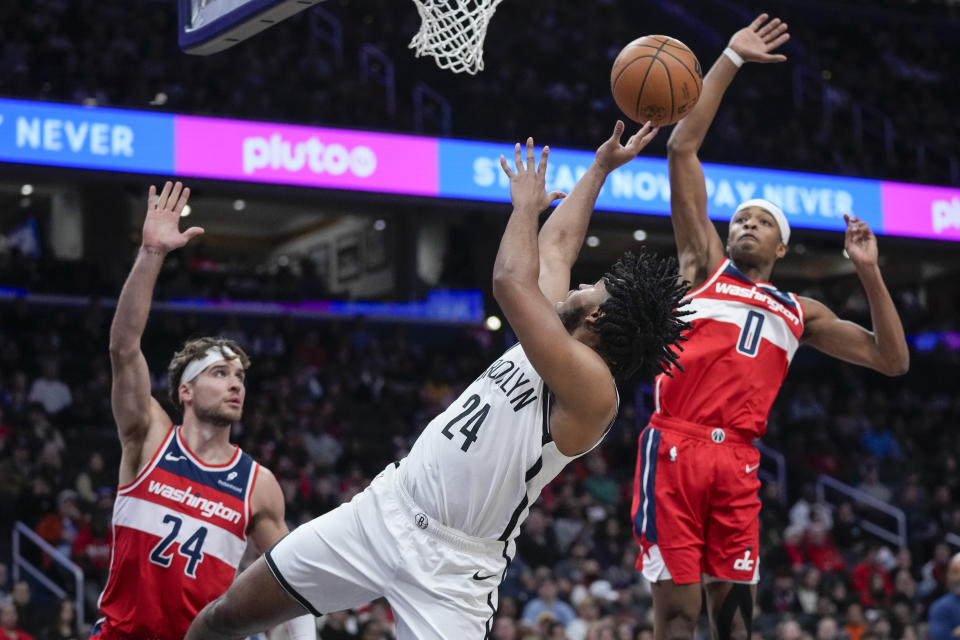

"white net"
[408,0,505,74]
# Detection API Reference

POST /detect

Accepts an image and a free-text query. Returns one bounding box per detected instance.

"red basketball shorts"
[631,414,762,585]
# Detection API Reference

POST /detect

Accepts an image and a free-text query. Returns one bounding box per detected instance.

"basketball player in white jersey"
[96,181,314,640]
[184,122,691,639]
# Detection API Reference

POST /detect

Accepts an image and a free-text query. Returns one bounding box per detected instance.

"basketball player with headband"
[631,14,910,640]
[91,181,315,640]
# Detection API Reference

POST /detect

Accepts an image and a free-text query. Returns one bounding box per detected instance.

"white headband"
[733,198,790,245]
[180,346,239,386]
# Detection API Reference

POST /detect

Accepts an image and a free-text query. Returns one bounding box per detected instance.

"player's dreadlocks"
[594,249,693,380]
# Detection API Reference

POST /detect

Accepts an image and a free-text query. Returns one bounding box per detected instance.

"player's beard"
[558,304,588,333]
[193,401,240,428]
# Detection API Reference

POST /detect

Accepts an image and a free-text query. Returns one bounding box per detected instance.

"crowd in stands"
[0,287,958,639]
[0,0,958,185]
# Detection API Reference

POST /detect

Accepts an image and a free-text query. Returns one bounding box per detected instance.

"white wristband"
[723,47,744,68]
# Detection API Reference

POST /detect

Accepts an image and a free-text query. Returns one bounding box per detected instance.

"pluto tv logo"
[242,134,377,177]
[932,197,960,234]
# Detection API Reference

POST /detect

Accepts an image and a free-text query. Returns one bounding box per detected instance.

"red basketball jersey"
[95,426,260,640]
[654,259,805,437]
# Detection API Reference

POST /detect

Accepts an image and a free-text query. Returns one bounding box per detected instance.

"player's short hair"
[167,337,251,411]
[595,249,692,380]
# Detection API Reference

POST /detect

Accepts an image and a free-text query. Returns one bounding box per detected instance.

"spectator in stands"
[852,543,893,608]
[516,507,562,570]
[522,577,576,628]
[831,502,865,557]
[790,485,834,532]
[0,565,8,604]
[491,615,518,640]
[856,461,893,503]
[797,568,823,616]
[0,600,33,640]
[815,616,842,640]
[34,490,86,563]
[10,582,39,636]
[760,572,801,615]
[26,361,71,416]
[843,603,867,640]
[72,452,110,507]
[566,596,601,640]
[929,553,960,640]
[37,600,79,640]
[805,523,847,573]
[776,618,803,640]
[920,542,952,600]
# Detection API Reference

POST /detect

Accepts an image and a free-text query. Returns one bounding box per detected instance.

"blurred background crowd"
[0,288,957,639]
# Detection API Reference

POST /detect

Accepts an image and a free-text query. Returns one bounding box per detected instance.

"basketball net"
[408,0,504,74]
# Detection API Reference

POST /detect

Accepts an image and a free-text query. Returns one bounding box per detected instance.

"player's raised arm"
[492,139,616,452]
[536,120,659,303]
[800,215,909,376]
[109,182,203,473]
[666,14,789,286]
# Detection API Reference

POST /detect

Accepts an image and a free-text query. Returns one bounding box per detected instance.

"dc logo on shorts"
[414,512,429,529]
[711,429,726,443]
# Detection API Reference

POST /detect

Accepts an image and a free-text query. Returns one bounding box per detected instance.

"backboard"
[178,0,324,55]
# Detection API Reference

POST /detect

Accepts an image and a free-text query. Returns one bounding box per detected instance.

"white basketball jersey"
[399,343,616,543]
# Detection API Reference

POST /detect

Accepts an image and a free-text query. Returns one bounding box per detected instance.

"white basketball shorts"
[265,462,508,639]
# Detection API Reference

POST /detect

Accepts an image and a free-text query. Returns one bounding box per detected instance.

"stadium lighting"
[586,235,600,248]
[180,204,192,217]
[233,199,246,211]
[485,315,502,331]
[374,219,387,231]
[20,184,34,196]
[633,229,647,242]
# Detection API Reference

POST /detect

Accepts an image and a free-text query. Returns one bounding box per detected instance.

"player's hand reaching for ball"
[844,214,879,268]
[141,181,204,254]
[595,120,660,174]
[500,138,566,214]
[729,14,790,64]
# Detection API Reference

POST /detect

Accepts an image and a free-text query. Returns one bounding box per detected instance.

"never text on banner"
[0,98,174,173]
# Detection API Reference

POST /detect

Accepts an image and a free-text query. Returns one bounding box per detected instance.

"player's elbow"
[108,341,139,362]
[492,271,521,303]
[886,354,910,377]
[875,351,909,377]
[666,130,697,158]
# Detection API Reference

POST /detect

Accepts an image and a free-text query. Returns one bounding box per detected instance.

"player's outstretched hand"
[141,181,204,254]
[843,214,878,267]
[500,137,566,214]
[729,13,790,64]
[595,120,660,174]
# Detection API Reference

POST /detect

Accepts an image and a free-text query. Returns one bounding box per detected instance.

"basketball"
[610,35,703,126]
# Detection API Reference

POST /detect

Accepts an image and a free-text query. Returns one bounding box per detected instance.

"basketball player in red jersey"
[631,14,910,640]
[93,181,314,640]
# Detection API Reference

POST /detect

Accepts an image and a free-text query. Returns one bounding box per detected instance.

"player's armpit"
[247,466,290,553]
[800,297,908,376]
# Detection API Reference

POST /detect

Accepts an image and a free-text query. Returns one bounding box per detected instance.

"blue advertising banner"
[437,138,884,233]
[0,98,175,174]
[0,97,947,239]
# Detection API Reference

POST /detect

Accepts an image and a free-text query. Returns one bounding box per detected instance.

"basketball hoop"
[407,0,505,74]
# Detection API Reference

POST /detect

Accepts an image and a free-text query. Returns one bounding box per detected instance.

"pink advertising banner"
[174,115,439,195]
[881,181,960,241]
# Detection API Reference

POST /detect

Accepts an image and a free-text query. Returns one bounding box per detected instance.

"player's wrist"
[139,244,168,257]
[722,47,745,68]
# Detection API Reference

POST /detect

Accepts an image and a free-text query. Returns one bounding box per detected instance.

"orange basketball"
[610,35,702,126]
